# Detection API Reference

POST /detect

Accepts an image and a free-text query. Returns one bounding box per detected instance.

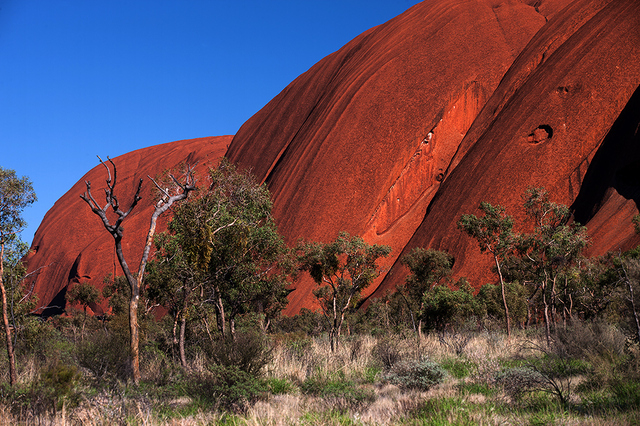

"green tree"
[146,159,291,365]
[508,188,588,346]
[0,167,37,385]
[476,281,528,328]
[297,232,391,352]
[80,157,196,384]
[421,279,477,332]
[458,202,514,337]
[67,281,101,335]
[399,248,453,338]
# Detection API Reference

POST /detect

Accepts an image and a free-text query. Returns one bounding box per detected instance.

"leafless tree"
[80,156,195,384]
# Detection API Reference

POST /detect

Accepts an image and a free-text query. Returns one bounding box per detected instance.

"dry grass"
[0,330,638,425]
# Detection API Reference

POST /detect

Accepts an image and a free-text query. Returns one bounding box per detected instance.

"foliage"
[440,357,477,379]
[147,159,292,345]
[0,167,37,242]
[421,279,477,332]
[494,366,546,401]
[101,274,130,316]
[297,232,391,351]
[373,335,403,369]
[0,167,37,386]
[458,201,515,336]
[507,188,589,344]
[187,364,267,413]
[301,372,375,410]
[206,330,272,377]
[75,327,131,381]
[383,358,447,391]
[476,282,528,327]
[399,248,453,334]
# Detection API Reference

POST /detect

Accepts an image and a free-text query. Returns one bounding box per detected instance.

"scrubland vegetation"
[1,162,640,424]
[0,316,639,425]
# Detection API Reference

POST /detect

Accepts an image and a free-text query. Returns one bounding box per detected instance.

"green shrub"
[383,358,447,391]
[75,329,130,380]
[494,367,545,400]
[206,331,272,377]
[457,381,496,397]
[301,373,375,409]
[0,362,81,418]
[265,377,296,395]
[188,364,267,413]
[40,362,81,412]
[440,357,477,379]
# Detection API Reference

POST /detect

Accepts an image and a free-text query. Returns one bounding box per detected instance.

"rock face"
[226,0,640,312]
[25,0,640,315]
[24,136,230,315]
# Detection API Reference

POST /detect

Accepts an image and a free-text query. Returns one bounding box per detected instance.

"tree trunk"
[541,279,551,347]
[179,315,187,368]
[113,238,141,385]
[620,259,640,344]
[494,254,511,338]
[0,242,17,386]
[214,289,226,338]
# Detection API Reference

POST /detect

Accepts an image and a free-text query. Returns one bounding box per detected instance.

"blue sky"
[1,0,420,245]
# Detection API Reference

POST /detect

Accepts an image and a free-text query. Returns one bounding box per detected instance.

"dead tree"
[81,156,196,384]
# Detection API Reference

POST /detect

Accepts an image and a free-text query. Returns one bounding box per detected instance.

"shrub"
[440,357,477,379]
[494,367,545,400]
[265,377,296,395]
[301,373,375,410]
[373,336,403,369]
[75,328,130,380]
[188,364,267,413]
[206,330,272,377]
[383,358,447,391]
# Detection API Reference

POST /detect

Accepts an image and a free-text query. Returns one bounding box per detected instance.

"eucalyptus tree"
[297,232,391,352]
[458,202,515,337]
[399,248,453,338]
[0,167,36,386]
[510,188,588,346]
[147,159,291,359]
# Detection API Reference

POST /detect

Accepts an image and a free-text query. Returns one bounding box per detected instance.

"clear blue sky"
[1,0,421,245]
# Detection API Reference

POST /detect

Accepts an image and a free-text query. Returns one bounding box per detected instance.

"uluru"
[23,0,640,316]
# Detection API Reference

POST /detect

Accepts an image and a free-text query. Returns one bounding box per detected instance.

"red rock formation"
[23,136,230,315]
[25,0,640,316]
[375,0,640,296]
[227,0,581,312]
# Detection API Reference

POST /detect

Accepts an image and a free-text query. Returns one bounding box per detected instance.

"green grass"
[439,357,477,379]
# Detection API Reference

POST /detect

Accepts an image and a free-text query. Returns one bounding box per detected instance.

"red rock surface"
[25,0,640,316]
[23,136,230,315]
[227,0,613,312]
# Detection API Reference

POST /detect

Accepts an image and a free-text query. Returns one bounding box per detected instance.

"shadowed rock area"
[24,0,640,315]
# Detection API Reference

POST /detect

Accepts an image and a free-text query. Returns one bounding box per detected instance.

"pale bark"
[81,157,196,385]
[0,242,17,386]
[494,253,511,338]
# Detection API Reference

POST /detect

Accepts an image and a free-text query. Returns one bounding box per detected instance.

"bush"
[75,328,130,380]
[373,336,403,369]
[301,373,375,410]
[187,364,267,413]
[440,357,477,379]
[494,367,545,400]
[383,358,447,391]
[206,331,272,377]
[0,362,81,418]
[265,377,297,395]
